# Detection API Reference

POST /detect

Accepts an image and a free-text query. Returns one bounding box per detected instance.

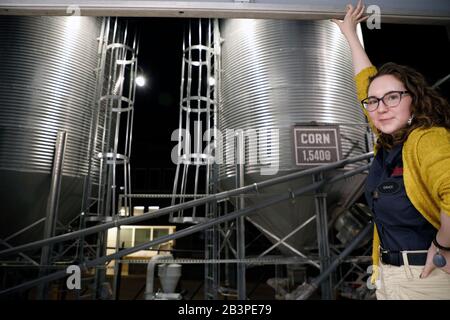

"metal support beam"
[219,225,238,258]
[0,163,370,297]
[0,152,373,258]
[0,0,449,24]
[286,222,374,300]
[3,218,46,242]
[235,131,246,300]
[313,173,333,300]
[249,218,318,267]
[255,215,318,267]
[222,203,234,295]
[0,240,39,266]
[38,130,67,299]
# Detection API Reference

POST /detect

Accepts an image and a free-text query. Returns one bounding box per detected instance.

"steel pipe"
[0,163,370,296]
[0,152,372,258]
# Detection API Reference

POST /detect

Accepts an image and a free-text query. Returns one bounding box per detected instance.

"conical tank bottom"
[220,169,367,256]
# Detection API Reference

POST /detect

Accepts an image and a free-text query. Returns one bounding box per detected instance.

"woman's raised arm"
[332,0,373,76]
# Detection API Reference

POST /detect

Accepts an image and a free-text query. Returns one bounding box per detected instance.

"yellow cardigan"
[355,66,450,267]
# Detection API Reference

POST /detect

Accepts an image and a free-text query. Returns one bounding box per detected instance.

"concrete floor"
[111,275,278,300]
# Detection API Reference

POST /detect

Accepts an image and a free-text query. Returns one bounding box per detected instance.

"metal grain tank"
[0,16,102,245]
[219,19,369,254]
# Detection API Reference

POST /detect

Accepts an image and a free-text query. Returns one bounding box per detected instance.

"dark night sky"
[363,23,450,90]
[127,18,450,197]
[129,18,187,196]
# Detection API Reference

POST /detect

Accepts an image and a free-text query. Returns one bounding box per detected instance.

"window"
[106,225,176,275]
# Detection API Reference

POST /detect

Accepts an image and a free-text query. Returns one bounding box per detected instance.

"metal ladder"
[169,18,221,299]
[79,17,138,299]
[170,18,219,224]
[205,19,222,300]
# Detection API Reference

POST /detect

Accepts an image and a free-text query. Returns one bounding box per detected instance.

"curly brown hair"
[368,62,450,150]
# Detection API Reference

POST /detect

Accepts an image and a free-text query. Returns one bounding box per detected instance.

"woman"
[332,0,450,299]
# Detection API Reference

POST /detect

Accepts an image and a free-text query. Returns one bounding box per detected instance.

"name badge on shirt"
[377,181,401,194]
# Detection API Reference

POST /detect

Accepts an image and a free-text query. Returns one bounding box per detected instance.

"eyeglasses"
[361,90,410,112]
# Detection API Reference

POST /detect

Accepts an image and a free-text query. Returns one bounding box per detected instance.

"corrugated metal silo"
[219,19,369,253]
[0,16,102,244]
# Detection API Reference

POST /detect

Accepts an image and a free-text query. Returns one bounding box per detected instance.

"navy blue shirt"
[365,144,436,251]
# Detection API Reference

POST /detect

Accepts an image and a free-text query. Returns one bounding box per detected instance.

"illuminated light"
[208,76,215,86]
[136,75,146,87]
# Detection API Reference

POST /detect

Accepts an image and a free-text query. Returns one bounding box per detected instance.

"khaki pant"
[376,252,450,300]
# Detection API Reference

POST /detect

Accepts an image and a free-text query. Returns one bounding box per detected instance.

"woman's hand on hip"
[421,242,450,278]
